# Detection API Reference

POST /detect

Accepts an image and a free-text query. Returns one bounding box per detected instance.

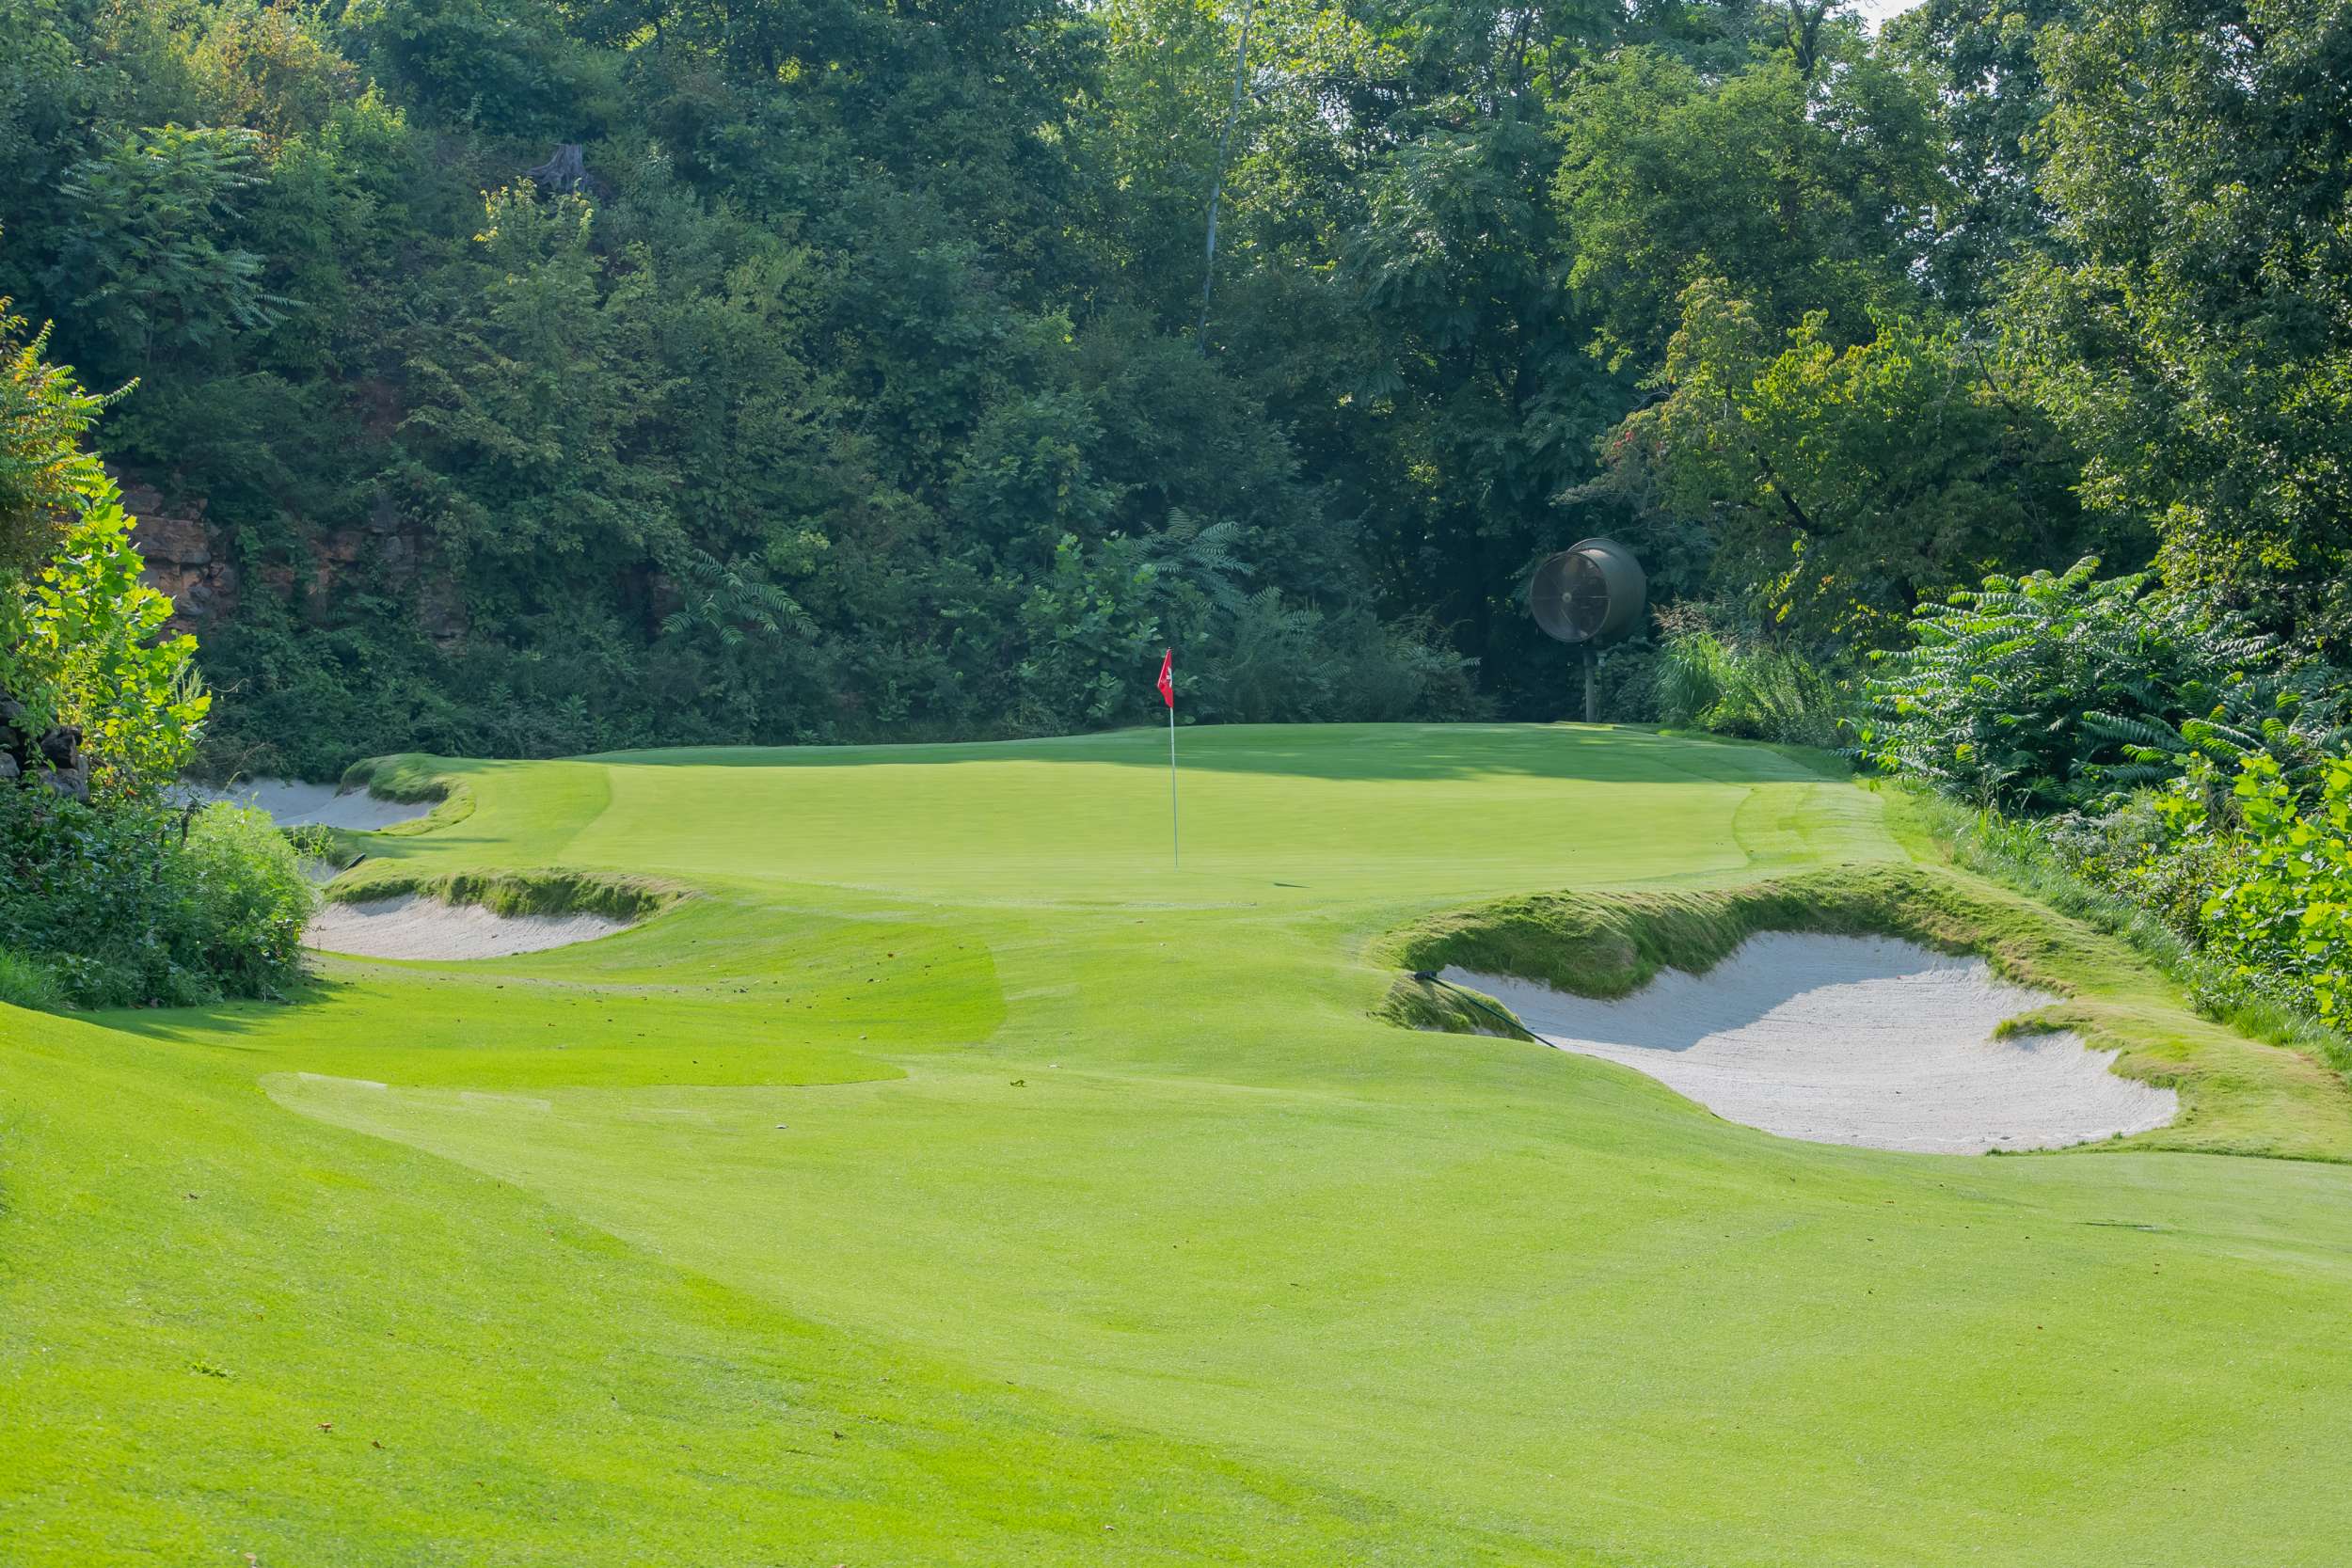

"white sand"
[1443,933,2176,1154]
[309,894,630,961]
[178,778,433,832]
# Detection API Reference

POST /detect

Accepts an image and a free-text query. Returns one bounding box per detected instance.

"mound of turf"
[335,753,473,838]
[322,863,685,923]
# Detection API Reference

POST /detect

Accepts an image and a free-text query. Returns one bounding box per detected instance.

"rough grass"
[1884,782,2352,1081]
[322,862,686,922]
[0,946,64,1012]
[1375,972,1527,1037]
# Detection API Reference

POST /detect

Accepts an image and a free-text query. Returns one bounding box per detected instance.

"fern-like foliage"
[1859,558,2347,812]
[660,548,815,649]
[1134,511,1249,616]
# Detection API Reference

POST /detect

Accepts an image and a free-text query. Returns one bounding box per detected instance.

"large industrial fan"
[1528,537,1646,722]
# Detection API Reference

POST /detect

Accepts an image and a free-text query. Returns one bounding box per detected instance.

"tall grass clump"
[1652,622,1848,750]
[0,945,65,1011]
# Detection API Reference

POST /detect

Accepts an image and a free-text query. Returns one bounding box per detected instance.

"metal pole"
[1583,644,1598,725]
[1168,700,1181,869]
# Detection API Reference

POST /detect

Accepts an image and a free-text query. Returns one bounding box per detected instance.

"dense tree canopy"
[0,0,2337,772]
[2010,0,2352,646]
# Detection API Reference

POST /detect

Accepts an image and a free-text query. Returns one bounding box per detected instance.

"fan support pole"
[1582,644,1598,725]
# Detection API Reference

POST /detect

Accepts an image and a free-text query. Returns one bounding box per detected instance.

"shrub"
[2147,756,2352,1022]
[178,803,313,994]
[1652,630,1847,749]
[0,792,312,1008]
[1860,559,2343,813]
[2046,789,2242,943]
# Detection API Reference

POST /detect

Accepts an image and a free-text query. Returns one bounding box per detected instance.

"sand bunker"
[179,778,433,832]
[1443,933,2176,1154]
[309,895,630,961]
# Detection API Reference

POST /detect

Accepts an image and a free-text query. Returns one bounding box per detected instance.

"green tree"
[1557,40,1948,367]
[2012,0,2352,645]
[1883,0,2080,315]
[52,123,285,369]
[1594,280,2095,641]
[11,486,211,796]
[183,0,359,141]
[339,0,588,136]
[400,186,680,570]
[0,294,113,572]
[1,307,205,797]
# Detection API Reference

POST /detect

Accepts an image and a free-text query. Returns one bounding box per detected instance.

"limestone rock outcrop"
[123,483,237,632]
[0,695,89,802]
[119,476,468,648]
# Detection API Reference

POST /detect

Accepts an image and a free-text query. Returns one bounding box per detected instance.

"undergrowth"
[0,945,64,1011]
[0,794,313,1009]
[1890,784,2352,1084]
[1650,628,1851,750]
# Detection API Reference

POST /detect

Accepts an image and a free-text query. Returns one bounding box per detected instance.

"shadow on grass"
[77,971,354,1048]
[571,722,1835,785]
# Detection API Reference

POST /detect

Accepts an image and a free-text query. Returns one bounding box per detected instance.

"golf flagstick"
[1157,648,1178,869]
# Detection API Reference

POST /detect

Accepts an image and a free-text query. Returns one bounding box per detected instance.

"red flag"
[1156,648,1175,709]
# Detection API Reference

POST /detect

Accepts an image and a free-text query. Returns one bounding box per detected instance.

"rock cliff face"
[123,483,237,632]
[122,479,467,646]
[0,697,87,801]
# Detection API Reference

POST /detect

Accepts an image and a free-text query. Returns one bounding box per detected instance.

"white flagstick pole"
[1168,684,1181,870]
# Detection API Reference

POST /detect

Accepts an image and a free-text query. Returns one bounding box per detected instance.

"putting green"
[6,723,2352,1565]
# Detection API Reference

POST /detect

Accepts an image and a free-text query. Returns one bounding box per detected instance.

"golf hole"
[308,894,634,961]
[1444,933,2177,1154]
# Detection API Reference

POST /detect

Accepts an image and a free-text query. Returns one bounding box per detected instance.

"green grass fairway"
[8,723,2352,1565]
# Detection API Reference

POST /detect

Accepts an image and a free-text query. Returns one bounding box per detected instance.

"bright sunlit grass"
[7,723,2352,1565]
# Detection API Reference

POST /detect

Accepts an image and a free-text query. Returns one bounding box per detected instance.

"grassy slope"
[7,723,2352,1565]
